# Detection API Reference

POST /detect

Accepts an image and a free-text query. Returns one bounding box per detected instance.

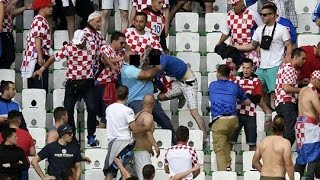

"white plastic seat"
[211,151,236,171]
[154,170,169,180]
[297,14,320,34]
[292,151,298,164]
[295,0,317,14]
[213,0,228,13]
[244,171,260,180]
[207,72,218,87]
[175,12,199,32]
[114,11,121,31]
[194,171,205,180]
[53,70,66,89]
[22,108,46,128]
[187,130,203,150]
[176,32,199,52]
[176,52,201,72]
[211,171,237,179]
[197,150,204,167]
[23,30,28,49]
[297,34,320,47]
[0,69,15,83]
[242,130,266,151]
[23,10,34,29]
[205,13,227,32]
[206,53,225,72]
[256,111,265,132]
[22,89,46,109]
[179,91,202,110]
[154,110,172,129]
[85,149,108,169]
[53,30,69,50]
[29,128,46,149]
[151,149,167,170]
[158,99,171,111]
[243,151,260,171]
[28,169,43,180]
[179,111,200,130]
[153,129,172,149]
[206,32,231,52]
[83,169,105,180]
[52,89,65,108]
[84,128,108,149]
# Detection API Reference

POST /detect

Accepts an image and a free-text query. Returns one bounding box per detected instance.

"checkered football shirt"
[21,15,52,70]
[54,42,98,80]
[123,27,162,57]
[233,74,262,116]
[131,0,169,12]
[275,63,298,107]
[96,44,124,84]
[143,7,165,37]
[1,0,13,32]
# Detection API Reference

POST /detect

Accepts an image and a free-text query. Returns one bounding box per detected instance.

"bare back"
[258,136,292,177]
[298,86,320,120]
[134,111,155,152]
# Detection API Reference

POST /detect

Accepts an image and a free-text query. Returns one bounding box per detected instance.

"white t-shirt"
[252,23,291,68]
[105,103,135,140]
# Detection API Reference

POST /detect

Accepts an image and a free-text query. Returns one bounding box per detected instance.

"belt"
[180,79,196,84]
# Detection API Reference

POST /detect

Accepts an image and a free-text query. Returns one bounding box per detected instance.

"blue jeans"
[128,100,176,144]
[21,170,28,180]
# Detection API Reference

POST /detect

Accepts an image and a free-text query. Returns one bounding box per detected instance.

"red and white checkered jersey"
[165,144,199,179]
[1,0,13,32]
[143,8,165,37]
[131,0,169,12]
[275,63,298,106]
[233,74,262,116]
[97,45,124,84]
[224,8,263,46]
[123,27,162,57]
[54,42,98,80]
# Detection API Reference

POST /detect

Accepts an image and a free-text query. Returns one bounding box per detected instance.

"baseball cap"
[311,70,320,79]
[228,0,241,5]
[72,30,86,46]
[87,11,102,22]
[57,124,73,137]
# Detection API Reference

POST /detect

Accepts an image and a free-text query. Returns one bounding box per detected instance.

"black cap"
[57,124,73,137]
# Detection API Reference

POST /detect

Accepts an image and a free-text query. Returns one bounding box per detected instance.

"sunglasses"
[260,13,272,17]
[66,132,73,136]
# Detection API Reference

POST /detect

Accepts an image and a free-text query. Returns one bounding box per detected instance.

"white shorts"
[134,150,151,180]
[165,78,198,109]
[101,0,130,10]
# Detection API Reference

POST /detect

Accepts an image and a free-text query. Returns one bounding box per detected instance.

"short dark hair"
[126,176,139,180]
[117,86,129,101]
[143,164,155,179]
[176,126,189,142]
[242,58,253,66]
[8,110,23,124]
[135,12,147,21]
[53,107,67,121]
[217,64,230,77]
[272,114,285,134]
[111,31,126,42]
[262,3,277,14]
[291,48,306,58]
[2,128,16,143]
[0,80,14,94]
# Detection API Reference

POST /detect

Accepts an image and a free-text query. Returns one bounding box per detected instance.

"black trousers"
[275,102,297,146]
[295,159,320,180]
[0,32,15,69]
[27,55,49,93]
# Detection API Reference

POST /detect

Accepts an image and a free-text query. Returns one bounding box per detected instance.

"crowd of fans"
[1,0,320,179]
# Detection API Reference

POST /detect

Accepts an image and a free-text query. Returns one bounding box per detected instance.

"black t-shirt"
[38,141,82,179]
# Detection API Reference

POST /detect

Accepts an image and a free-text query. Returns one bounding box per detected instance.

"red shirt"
[0,128,35,157]
[298,46,320,81]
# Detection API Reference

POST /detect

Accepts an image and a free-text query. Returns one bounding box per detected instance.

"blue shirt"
[313,2,320,22]
[277,17,297,44]
[209,80,248,119]
[160,55,188,80]
[120,63,154,104]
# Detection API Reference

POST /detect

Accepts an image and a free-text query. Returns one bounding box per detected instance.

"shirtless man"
[134,94,160,180]
[252,114,294,180]
[294,70,320,180]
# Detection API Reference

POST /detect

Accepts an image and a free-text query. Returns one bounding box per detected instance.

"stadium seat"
[151,149,167,170]
[179,91,202,110]
[53,50,67,70]
[153,129,172,149]
[114,11,121,31]
[153,110,172,129]
[84,128,108,149]
[29,128,46,149]
[22,108,46,128]
[256,111,265,132]
[0,69,15,83]
[211,151,236,171]
[242,130,266,151]
[197,150,204,166]
[13,92,22,106]
[195,171,205,180]
[206,53,225,72]
[206,32,231,52]
[23,30,28,49]
[244,171,260,180]
[23,10,34,30]
[176,52,201,72]
[243,151,260,171]
[53,70,67,89]
[292,151,298,164]
[205,13,227,32]
[154,170,169,180]
[176,32,200,52]
[287,172,301,180]
[207,72,218,87]
[28,169,43,180]
[194,72,202,92]
[297,34,320,47]
[211,171,237,179]
[85,149,108,169]
[157,98,171,111]
[83,169,105,180]
[178,111,200,130]
[295,0,317,14]
[53,30,69,50]
[187,130,203,150]
[22,89,46,109]
[52,89,65,108]
[175,12,199,32]
[297,14,320,34]
[213,0,228,13]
